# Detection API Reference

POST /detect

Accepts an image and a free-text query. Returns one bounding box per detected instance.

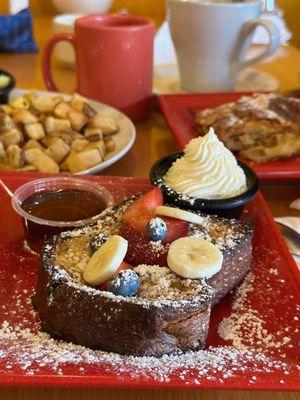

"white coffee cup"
[168,0,281,92]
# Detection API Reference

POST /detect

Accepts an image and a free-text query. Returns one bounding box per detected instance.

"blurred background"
[0,0,299,48]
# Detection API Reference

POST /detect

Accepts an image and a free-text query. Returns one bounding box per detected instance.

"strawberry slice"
[99,261,132,291]
[119,223,169,267]
[122,187,163,233]
[163,217,189,243]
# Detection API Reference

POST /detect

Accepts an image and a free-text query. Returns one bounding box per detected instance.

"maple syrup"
[21,189,108,253]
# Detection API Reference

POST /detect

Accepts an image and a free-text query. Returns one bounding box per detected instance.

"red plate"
[0,171,299,390]
[158,93,300,180]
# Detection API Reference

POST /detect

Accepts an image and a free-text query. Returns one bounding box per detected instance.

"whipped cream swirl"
[164,128,246,200]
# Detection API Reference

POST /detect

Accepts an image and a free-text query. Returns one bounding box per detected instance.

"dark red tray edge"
[157,94,300,181]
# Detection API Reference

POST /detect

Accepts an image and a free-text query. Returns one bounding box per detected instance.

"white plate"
[153,64,279,94]
[11,89,136,175]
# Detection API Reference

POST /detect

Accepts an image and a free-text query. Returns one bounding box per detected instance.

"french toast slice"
[33,198,253,356]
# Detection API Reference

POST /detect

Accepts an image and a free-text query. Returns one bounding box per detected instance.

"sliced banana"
[167,237,223,279]
[155,206,204,225]
[83,235,128,286]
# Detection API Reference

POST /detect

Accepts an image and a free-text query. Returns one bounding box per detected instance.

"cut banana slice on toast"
[156,205,204,225]
[83,235,128,286]
[167,237,223,279]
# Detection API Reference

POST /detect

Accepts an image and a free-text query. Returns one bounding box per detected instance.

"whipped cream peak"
[164,128,246,200]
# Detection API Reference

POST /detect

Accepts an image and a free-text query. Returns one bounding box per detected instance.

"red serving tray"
[0,171,299,390]
[158,93,300,180]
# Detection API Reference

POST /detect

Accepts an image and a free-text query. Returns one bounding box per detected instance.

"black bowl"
[150,152,259,219]
[0,69,16,104]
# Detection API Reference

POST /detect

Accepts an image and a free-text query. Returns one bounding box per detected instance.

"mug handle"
[42,33,76,92]
[231,19,280,77]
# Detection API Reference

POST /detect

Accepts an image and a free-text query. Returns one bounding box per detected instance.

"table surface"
[0,15,300,400]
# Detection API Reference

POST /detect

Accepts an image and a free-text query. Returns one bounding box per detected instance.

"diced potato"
[1,128,23,148]
[0,113,14,132]
[25,148,59,173]
[70,93,86,112]
[83,103,97,119]
[30,95,61,113]
[7,145,25,168]
[88,115,118,135]
[45,138,70,163]
[9,96,30,110]
[84,127,103,141]
[23,139,44,151]
[54,102,73,119]
[0,141,6,159]
[71,138,89,152]
[104,138,116,153]
[65,149,102,173]
[44,116,71,133]
[0,105,14,115]
[68,110,88,131]
[24,123,45,140]
[84,140,106,158]
[13,109,38,125]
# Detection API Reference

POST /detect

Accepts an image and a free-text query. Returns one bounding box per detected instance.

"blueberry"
[107,270,140,297]
[89,233,108,253]
[146,217,167,241]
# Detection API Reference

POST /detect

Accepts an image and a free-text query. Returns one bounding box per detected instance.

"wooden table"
[0,16,299,400]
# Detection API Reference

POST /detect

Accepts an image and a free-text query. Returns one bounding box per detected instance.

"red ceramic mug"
[42,14,155,122]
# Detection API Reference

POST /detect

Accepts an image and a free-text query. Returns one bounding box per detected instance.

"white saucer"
[153,64,279,94]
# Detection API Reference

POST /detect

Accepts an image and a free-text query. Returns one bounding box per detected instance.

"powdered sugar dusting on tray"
[0,177,299,388]
[0,320,296,384]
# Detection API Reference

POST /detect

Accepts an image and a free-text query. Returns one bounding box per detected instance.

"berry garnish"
[89,233,108,253]
[146,217,167,242]
[107,269,140,297]
[122,187,163,233]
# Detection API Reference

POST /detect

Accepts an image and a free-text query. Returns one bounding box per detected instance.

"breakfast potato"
[1,128,23,148]
[84,140,106,158]
[68,110,88,131]
[83,103,97,119]
[30,95,61,113]
[45,138,70,163]
[54,102,73,119]
[45,116,71,133]
[9,96,30,110]
[0,141,6,160]
[84,127,103,141]
[65,149,102,173]
[104,138,116,153]
[71,138,89,152]
[0,91,118,173]
[23,139,44,151]
[0,113,14,132]
[70,93,85,112]
[7,145,25,168]
[24,123,45,140]
[13,109,38,125]
[25,148,59,174]
[88,115,118,135]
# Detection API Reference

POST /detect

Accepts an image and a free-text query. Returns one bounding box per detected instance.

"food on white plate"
[0,91,119,173]
[195,93,300,163]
